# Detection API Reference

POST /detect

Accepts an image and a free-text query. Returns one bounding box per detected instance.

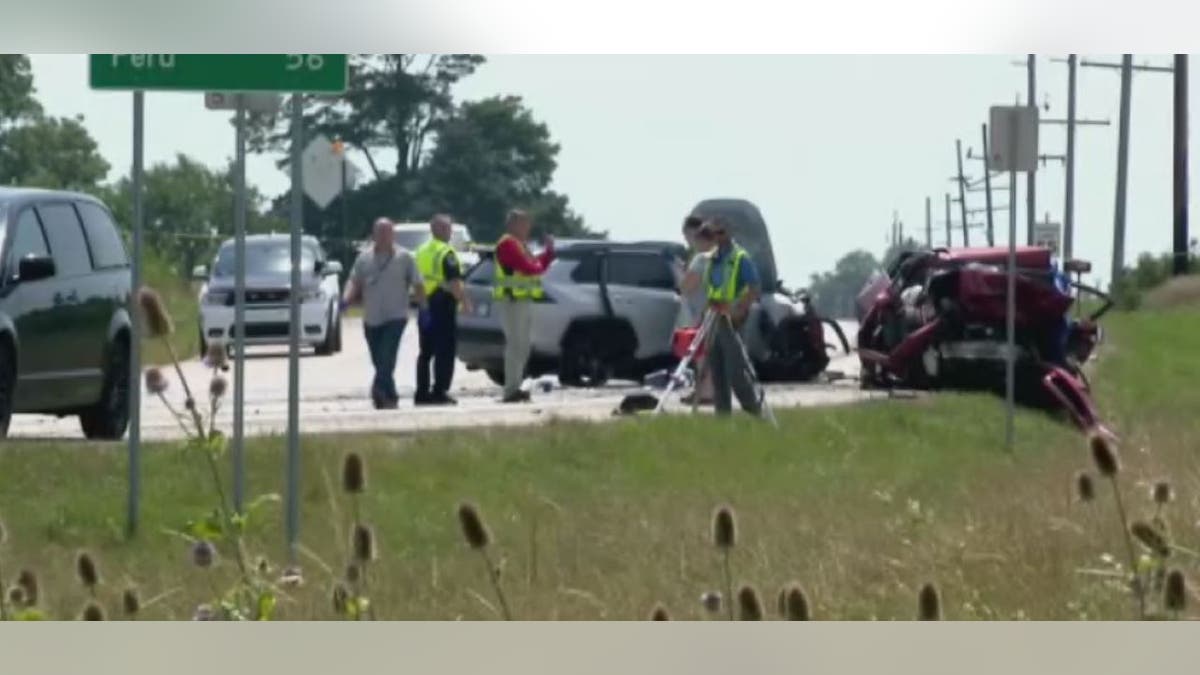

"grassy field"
[2,302,1199,620]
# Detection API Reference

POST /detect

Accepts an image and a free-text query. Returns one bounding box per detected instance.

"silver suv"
[458,240,687,387]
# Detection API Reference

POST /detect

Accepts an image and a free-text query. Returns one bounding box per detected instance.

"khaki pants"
[498,299,533,396]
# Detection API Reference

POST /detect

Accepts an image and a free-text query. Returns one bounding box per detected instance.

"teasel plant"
[138,287,285,621]
[457,501,513,620]
[711,504,738,621]
[334,452,375,620]
[1082,433,1148,619]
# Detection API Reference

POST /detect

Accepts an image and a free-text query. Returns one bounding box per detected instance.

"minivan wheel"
[0,341,15,439]
[80,339,132,441]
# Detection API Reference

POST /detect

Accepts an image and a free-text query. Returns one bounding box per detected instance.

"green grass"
[2,307,1199,620]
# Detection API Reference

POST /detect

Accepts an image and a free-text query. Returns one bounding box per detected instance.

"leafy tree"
[0,55,42,127]
[246,55,597,242]
[246,54,484,183]
[97,155,285,278]
[0,55,109,191]
[418,96,598,242]
[0,115,110,191]
[807,249,885,319]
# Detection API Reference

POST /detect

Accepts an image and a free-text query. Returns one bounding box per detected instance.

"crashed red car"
[854,245,1112,435]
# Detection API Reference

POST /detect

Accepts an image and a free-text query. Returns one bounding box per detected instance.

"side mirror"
[324,260,343,276]
[17,255,56,283]
[192,265,209,281]
[1063,259,1092,274]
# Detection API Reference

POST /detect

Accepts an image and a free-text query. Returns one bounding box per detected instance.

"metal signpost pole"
[233,94,248,513]
[991,104,1037,452]
[126,91,145,537]
[286,94,303,562]
[1026,54,1037,246]
[1005,114,1018,452]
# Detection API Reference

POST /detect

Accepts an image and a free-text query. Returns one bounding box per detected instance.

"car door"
[36,201,104,405]
[604,252,682,360]
[1,206,63,410]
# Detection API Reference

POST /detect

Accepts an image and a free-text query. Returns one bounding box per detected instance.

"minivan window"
[77,202,129,269]
[37,203,93,277]
[7,209,50,276]
[606,253,676,290]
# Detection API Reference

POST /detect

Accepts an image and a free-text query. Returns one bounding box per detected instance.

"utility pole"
[1027,55,1037,245]
[1174,54,1189,275]
[1113,55,1133,287]
[956,139,970,247]
[925,196,933,248]
[1082,55,1174,286]
[1065,54,1078,261]
[944,193,952,247]
[980,124,996,246]
[1040,57,1110,261]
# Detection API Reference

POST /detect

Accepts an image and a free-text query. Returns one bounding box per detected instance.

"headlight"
[203,290,231,306]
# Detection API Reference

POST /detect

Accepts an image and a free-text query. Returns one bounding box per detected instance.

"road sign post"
[287,95,303,564]
[126,91,145,537]
[232,94,247,514]
[92,54,349,542]
[990,104,1040,452]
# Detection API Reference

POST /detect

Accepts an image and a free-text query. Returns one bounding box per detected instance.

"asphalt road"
[8,318,874,441]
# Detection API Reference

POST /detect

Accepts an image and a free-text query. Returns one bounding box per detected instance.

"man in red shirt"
[493,209,555,402]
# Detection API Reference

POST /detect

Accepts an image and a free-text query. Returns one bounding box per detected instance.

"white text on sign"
[111,55,177,69]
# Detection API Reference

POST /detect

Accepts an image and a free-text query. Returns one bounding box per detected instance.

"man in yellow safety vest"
[701,217,763,417]
[414,214,473,406]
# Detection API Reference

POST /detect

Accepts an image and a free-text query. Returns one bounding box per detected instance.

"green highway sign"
[89,54,348,93]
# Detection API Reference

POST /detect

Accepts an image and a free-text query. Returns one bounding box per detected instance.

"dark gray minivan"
[0,187,133,439]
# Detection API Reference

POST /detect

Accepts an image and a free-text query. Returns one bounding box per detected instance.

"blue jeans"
[364,319,406,403]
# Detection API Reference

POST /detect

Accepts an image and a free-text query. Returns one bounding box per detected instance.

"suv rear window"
[77,202,129,269]
[606,252,675,290]
[37,202,93,277]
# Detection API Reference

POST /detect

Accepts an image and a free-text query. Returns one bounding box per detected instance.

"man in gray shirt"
[342,218,426,409]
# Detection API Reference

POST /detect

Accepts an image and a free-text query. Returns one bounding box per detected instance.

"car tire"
[315,308,337,356]
[331,310,343,353]
[198,324,209,359]
[559,334,610,388]
[0,339,15,439]
[80,336,132,441]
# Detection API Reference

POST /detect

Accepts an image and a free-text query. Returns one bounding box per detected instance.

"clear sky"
[27,54,1193,287]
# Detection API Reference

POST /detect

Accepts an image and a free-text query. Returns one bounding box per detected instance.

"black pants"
[416,292,458,397]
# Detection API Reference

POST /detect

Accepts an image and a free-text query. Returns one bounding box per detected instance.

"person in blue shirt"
[699,218,764,418]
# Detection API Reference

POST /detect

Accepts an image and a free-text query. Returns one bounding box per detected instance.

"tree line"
[1,54,600,278]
